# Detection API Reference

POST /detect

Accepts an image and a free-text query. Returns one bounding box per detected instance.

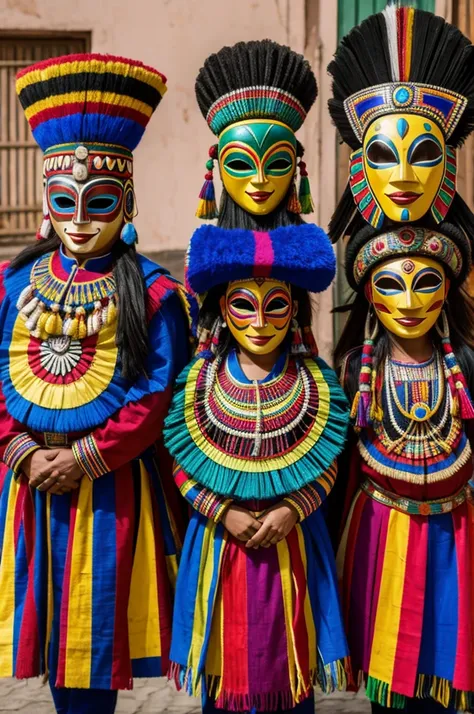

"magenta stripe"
[253,231,274,278]
[246,544,290,698]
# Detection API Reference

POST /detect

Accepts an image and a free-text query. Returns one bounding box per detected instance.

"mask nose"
[250,163,269,188]
[253,305,267,328]
[73,194,91,225]
[389,158,417,185]
[399,288,423,311]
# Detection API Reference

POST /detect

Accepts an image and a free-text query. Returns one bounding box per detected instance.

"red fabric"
[90,387,172,475]
[361,459,471,500]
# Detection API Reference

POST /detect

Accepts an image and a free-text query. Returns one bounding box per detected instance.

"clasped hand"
[221,502,298,550]
[22,448,83,495]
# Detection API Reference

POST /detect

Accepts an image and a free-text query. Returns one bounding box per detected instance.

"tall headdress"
[16,53,167,244]
[328,5,474,242]
[194,40,318,222]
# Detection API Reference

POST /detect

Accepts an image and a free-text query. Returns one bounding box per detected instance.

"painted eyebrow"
[413,266,443,280]
[407,133,443,163]
[366,134,400,162]
[372,269,406,287]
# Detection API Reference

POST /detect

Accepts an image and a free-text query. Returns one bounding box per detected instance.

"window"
[0,32,90,257]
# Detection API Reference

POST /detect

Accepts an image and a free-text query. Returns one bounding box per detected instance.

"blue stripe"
[90,475,117,689]
[0,469,14,556]
[301,510,348,664]
[34,492,49,674]
[32,115,145,153]
[144,450,176,557]
[131,656,163,677]
[197,522,225,678]
[361,432,467,476]
[170,511,209,667]
[48,493,71,684]
[418,513,458,681]
[13,521,28,674]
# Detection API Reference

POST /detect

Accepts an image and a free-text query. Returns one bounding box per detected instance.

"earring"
[196,145,219,220]
[287,176,302,214]
[37,184,52,240]
[436,308,474,419]
[297,160,314,214]
[120,180,138,245]
[351,307,379,430]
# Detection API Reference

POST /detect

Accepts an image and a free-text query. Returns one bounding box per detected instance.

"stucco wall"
[0,0,338,358]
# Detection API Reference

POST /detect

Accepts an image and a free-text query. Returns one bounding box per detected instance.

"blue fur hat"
[185,223,336,295]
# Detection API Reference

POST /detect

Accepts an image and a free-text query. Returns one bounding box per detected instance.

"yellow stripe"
[16,58,166,97]
[277,538,298,702]
[25,91,154,122]
[0,478,21,676]
[44,494,53,677]
[64,478,93,687]
[368,509,410,687]
[296,526,317,673]
[403,7,415,82]
[128,463,160,660]
[189,520,223,693]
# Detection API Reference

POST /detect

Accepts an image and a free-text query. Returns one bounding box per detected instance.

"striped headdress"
[16,53,167,153]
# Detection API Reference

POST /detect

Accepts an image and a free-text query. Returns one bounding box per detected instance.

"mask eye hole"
[366,140,398,167]
[87,195,119,213]
[413,271,443,293]
[410,139,443,166]
[50,194,76,212]
[374,276,404,294]
[226,159,254,172]
[266,158,292,171]
[266,297,290,313]
[230,298,254,313]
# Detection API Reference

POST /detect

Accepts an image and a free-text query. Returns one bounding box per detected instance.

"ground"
[0,678,371,713]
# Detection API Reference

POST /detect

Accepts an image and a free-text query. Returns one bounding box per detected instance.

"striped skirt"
[338,488,474,711]
[170,508,348,712]
[0,445,184,690]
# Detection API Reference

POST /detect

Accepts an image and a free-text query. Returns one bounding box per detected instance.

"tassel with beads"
[298,160,314,214]
[287,178,302,214]
[36,187,52,241]
[352,309,378,430]
[437,309,474,420]
[196,145,219,219]
[44,304,63,336]
[290,318,307,355]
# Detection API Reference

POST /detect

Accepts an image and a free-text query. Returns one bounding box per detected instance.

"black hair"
[327,7,474,243]
[217,186,304,230]
[9,234,149,382]
[198,282,312,358]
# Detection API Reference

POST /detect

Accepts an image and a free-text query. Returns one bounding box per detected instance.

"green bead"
[206,159,214,170]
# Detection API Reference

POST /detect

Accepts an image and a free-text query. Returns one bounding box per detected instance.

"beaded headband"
[353,226,464,286]
[344,83,468,142]
[206,86,306,135]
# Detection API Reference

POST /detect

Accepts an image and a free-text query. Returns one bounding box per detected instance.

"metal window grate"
[0,33,90,257]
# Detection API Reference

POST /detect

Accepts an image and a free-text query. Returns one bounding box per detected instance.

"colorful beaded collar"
[353,227,464,286]
[344,82,468,143]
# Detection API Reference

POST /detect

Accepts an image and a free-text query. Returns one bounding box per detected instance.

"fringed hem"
[168,658,349,711]
[365,673,474,712]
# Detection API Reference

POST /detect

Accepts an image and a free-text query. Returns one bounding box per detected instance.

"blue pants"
[203,694,315,714]
[49,683,118,714]
[371,700,457,713]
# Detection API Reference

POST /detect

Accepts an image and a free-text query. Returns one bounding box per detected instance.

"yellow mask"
[218,119,297,216]
[362,114,446,223]
[47,175,126,258]
[221,279,293,355]
[369,255,449,340]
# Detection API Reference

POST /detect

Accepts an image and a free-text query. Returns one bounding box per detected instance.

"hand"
[246,502,298,549]
[221,505,262,542]
[22,449,61,484]
[30,449,83,493]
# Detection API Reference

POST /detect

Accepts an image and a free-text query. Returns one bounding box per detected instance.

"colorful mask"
[221,278,293,354]
[218,120,297,215]
[47,174,127,257]
[369,255,448,339]
[350,114,456,228]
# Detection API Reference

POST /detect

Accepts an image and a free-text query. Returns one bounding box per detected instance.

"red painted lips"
[387,192,421,206]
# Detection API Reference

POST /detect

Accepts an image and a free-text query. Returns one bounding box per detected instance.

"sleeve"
[0,265,41,473]
[173,463,232,523]
[72,291,189,480]
[283,460,337,521]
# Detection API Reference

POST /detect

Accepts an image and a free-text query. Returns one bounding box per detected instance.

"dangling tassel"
[197,316,224,358]
[287,177,302,214]
[302,326,319,357]
[36,187,52,241]
[351,308,378,431]
[196,145,219,220]
[290,318,307,355]
[437,309,474,420]
[44,304,63,336]
[298,160,314,214]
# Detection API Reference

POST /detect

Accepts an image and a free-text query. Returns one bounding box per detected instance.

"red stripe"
[15,486,40,678]
[218,540,249,700]
[208,88,304,123]
[253,231,274,279]
[17,53,166,83]
[367,503,390,656]
[391,516,429,696]
[55,489,79,687]
[29,102,149,131]
[362,200,377,221]
[13,483,26,551]
[111,463,134,689]
[342,492,367,628]
[286,528,311,694]
[452,502,473,692]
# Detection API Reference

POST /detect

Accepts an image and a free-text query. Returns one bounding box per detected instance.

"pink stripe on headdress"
[253,231,274,278]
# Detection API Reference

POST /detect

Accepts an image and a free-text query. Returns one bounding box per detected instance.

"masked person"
[0,54,190,714]
[163,40,350,714]
[328,6,474,713]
